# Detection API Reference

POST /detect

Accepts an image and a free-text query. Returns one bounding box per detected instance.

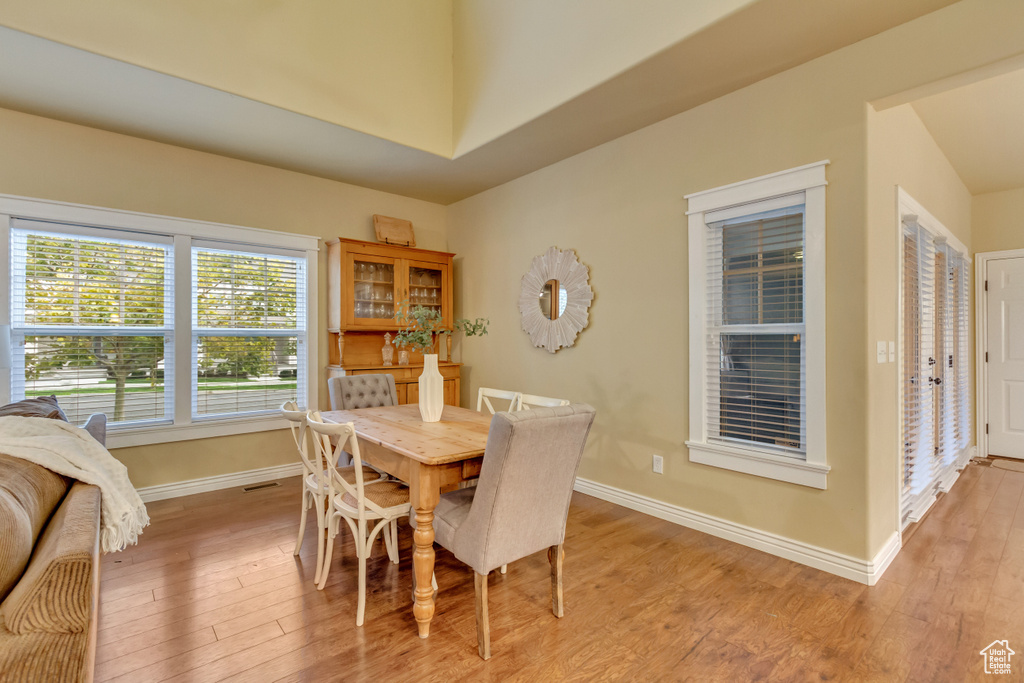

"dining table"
[320,403,492,638]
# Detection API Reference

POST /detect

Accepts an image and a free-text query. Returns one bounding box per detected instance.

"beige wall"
[451,0,753,156]
[864,103,973,551]
[449,0,1024,561]
[973,187,1024,254]
[0,106,448,488]
[0,1,454,156]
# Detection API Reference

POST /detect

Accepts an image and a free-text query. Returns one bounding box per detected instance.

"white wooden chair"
[307,412,412,626]
[518,393,571,410]
[282,401,386,586]
[476,387,520,414]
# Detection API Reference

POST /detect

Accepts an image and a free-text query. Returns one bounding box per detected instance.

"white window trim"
[0,193,319,449]
[685,161,830,489]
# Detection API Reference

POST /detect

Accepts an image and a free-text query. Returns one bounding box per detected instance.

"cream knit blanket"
[0,416,149,553]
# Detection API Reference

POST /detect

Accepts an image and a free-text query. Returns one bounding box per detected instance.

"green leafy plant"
[393,303,488,353]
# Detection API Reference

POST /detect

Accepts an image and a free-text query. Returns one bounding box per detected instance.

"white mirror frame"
[519,246,593,353]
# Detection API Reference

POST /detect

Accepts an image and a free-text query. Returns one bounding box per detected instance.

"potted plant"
[393,303,488,422]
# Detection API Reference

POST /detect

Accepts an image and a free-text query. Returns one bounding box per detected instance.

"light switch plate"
[876,341,887,364]
[888,341,896,363]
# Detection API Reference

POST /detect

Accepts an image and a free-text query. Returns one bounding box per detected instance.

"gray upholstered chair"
[422,403,596,659]
[328,374,399,410]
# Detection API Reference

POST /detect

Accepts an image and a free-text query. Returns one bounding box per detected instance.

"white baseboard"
[138,462,304,503]
[573,477,900,586]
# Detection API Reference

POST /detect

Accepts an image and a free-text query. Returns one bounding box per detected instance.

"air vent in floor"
[242,482,281,493]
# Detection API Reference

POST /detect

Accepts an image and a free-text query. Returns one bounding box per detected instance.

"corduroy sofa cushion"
[0,483,99,635]
[0,456,70,602]
[0,396,69,422]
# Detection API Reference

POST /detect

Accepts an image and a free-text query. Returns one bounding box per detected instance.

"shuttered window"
[192,245,306,419]
[706,204,806,453]
[901,217,971,527]
[10,220,174,426]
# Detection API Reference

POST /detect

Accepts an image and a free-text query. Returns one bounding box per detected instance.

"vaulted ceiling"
[0,0,961,203]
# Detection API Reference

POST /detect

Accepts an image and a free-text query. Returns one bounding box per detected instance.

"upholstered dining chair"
[420,403,596,659]
[328,374,399,410]
[518,393,570,410]
[281,402,386,585]
[306,412,412,626]
[476,387,520,414]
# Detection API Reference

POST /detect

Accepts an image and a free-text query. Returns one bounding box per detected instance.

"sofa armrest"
[82,414,106,447]
[0,484,100,634]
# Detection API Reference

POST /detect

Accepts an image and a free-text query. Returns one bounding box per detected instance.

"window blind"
[706,202,806,455]
[191,246,306,418]
[901,223,970,527]
[10,219,174,426]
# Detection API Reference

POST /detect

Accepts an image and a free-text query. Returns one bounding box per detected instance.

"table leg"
[411,466,440,638]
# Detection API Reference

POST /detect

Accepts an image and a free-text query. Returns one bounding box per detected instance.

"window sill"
[106,414,290,449]
[685,440,829,489]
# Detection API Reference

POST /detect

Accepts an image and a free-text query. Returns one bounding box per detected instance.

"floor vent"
[242,482,281,493]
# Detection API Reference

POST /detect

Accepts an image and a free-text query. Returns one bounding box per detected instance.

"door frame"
[975,247,1024,458]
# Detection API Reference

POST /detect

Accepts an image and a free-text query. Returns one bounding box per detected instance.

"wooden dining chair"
[282,402,386,585]
[307,412,412,626]
[476,387,520,414]
[420,403,596,659]
[517,393,570,410]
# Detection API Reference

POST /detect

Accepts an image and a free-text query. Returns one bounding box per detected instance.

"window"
[900,189,971,527]
[192,246,306,419]
[11,221,174,426]
[1,194,318,448]
[686,161,829,488]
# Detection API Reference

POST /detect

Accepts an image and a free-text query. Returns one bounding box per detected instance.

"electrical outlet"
[876,341,887,364]
[652,454,664,474]
[888,341,896,363]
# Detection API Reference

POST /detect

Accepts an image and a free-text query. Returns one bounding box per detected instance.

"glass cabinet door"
[351,257,397,324]
[407,264,443,312]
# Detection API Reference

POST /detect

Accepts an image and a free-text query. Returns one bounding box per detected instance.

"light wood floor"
[96,461,1024,682]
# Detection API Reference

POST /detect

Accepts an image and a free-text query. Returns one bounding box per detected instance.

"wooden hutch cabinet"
[326,238,461,406]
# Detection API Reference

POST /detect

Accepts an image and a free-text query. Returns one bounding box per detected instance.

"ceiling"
[0,0,959,205]
[912,67,1024,196]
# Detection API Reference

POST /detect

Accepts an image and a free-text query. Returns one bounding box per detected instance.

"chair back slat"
[518,393,570,410]
[281,401,319,484]
[476,387,520,414]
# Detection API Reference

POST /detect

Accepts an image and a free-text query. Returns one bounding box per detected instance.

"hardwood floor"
[96,461,1024,682]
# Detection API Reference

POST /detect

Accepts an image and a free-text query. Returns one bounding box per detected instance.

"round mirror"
[538,279,568,320]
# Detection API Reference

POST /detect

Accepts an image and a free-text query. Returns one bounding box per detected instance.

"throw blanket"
[0,416,149,553]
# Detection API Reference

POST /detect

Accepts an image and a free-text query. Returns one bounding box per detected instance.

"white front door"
[987,256,1024,459]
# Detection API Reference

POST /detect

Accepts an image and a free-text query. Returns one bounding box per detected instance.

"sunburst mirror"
[518,247,593,353]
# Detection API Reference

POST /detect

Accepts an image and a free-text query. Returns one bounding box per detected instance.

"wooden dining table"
[320,403,492,638]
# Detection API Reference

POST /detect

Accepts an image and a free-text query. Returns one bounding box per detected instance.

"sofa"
[0,397,106,683]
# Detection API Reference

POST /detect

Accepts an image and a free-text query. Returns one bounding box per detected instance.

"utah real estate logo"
[980,640,1014,675]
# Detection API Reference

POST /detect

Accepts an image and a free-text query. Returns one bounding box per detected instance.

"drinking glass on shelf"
[386,291,393,302]
[368,264,376,282]
[377,304,387,317]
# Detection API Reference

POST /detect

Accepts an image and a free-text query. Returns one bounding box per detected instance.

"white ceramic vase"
[418,354,444,422]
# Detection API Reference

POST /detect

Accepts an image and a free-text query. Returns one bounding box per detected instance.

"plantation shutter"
[902,221,936,524]
[705,198,806,455]
[901,221,971,528]
[9,218,174,426]
[191,243,307,418]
